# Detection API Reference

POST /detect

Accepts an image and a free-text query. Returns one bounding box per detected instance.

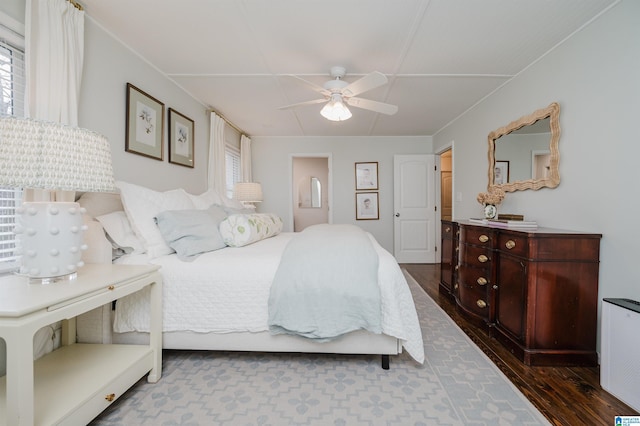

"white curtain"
[208,112,227,195]
[240,134,252,182]
[25,0,84,125]
[22,0,84,361]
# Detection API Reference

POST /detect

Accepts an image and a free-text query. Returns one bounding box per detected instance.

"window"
[225,146,241,199]
[0,17,25,273]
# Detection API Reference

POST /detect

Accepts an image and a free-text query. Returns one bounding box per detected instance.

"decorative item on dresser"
[440,220,601,366]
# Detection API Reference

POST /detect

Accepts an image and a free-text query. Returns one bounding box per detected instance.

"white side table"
[0,263,162,426]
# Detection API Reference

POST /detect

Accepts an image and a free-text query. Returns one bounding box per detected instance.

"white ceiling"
[82,0,617,137]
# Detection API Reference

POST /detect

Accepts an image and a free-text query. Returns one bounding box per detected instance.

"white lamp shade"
[234,182,263,202]
[0,116,115,192]
[0,116,115,283]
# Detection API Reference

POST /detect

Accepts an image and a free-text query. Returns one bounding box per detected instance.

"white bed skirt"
[78,305,401,356]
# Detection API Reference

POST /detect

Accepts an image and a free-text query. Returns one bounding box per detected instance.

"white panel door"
[393,154,436,263]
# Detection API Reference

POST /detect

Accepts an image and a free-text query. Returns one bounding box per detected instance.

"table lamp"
[0,116,115,284]
[233,182,263,208]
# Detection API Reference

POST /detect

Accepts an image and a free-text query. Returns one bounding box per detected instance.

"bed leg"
[381,355,390,370]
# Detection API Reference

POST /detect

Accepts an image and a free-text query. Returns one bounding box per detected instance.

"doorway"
[440,149,453,221]
[291,155,331,232]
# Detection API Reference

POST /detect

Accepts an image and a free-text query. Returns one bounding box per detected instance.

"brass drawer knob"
[454,265,459,271]
[477,254,488,263]
[505,240,516,249]
[478,234,489,243]
[445,227,451,233]
[105,393,116,402]
[476,300,487,308]
[107,285,115,291]
[477,277,487,285]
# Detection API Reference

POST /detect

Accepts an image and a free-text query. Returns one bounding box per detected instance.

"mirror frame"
[488,102,560,192]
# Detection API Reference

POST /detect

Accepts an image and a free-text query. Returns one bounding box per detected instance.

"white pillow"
[116,181,196,258]
[96,211,145,255]
[77,191,124,218]
[187,188,224,209]
[221,195,247,210]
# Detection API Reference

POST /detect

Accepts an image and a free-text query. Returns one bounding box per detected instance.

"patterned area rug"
[91,271,550,425]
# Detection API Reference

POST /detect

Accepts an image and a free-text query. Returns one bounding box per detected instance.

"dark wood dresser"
[439,220,458,298]
[440,220,601,366]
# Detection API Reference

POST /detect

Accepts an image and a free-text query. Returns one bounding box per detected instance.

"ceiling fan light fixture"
[320,94,352,121]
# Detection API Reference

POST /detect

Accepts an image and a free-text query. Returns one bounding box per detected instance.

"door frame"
[435,142,454,262]
[288,153,333,232]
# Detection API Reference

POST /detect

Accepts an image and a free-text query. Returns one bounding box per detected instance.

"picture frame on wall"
[495,160,510,185]
[168,108,195,168]
[356,192,379,220]
[355,162,378,190]
[125,83,165,160]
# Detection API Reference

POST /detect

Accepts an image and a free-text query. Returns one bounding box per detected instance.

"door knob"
[395,213,400,217]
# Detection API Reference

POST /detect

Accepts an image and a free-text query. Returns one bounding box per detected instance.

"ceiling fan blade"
[286,75,330,95]
[278,98,327,110]
[342,71,388,97]
[346,97,398,115]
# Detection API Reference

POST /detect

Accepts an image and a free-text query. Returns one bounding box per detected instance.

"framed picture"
[356,192,379,220]
[125,83,164,160]
[495,160,510,185]
[168,108,195,168]
[355,162,378,190]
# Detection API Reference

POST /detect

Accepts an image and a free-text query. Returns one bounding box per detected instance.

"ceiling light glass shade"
[233,182,263,203]
[320,94,352,121]
[0,116,116,283]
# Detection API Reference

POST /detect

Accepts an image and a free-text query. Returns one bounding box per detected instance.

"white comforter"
[114,232,425,363]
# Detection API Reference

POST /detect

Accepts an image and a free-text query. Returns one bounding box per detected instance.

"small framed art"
[168,108,195,168]
[125,83,164,160]
[495,160,510,185]
[355,162,378,190]
[356,192,379,220]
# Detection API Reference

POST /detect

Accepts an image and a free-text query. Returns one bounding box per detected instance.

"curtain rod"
[207,109,246,136]
[67,0,83,11]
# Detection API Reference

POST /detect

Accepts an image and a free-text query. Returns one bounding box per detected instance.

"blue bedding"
[267,224,382,340]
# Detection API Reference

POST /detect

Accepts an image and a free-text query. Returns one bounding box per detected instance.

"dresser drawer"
[459,243,493,267]
[458,280,489,319]
[442,222,455,239]
[497,232,528,258]
[458,265,491,288]
[460,226,494,248]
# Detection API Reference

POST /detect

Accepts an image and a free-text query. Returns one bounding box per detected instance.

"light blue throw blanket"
[268,224,381,340]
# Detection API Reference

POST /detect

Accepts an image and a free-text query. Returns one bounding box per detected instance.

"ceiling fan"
[278,66,398,122]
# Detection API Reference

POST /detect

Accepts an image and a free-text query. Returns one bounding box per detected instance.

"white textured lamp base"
[15,202,88,284]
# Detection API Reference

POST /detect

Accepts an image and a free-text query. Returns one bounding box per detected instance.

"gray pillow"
[154,205,228,261]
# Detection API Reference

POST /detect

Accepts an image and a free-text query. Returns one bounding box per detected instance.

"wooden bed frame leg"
[381,355,390,370]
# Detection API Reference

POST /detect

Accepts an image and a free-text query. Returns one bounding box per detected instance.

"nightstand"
[0,263,162,426]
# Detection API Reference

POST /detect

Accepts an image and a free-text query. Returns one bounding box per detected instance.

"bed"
[75,182,424,368]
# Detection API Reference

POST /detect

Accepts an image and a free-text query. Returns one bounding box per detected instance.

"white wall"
[433,0,640,350]
[252,136,432,253]
[79,17,210,193]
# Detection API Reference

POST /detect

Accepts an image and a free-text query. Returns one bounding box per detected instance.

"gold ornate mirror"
[488,102,560,192]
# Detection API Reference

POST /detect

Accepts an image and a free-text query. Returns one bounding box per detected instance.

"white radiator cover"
[601,298,640,412]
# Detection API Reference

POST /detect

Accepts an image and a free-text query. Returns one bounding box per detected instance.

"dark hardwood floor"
[402,263,638,426]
